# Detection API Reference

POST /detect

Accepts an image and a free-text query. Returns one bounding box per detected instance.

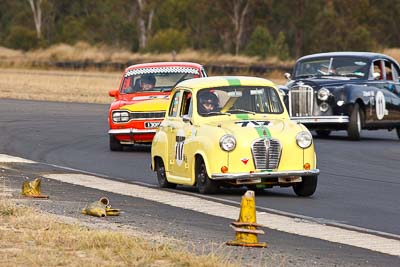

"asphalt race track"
[0,99,399,265]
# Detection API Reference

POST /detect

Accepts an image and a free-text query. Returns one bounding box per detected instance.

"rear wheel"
[396,127,400,140]
[315,130,331,137]
[156,159,176,189]
[196,158,219,194]
[347,103,363,140]
[109,135,123,151]
[293,175,318,197]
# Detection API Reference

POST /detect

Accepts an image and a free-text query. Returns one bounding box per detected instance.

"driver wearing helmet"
[140,74,156,90]
[198,91,219,114]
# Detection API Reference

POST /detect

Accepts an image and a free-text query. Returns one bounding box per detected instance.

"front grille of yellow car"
[289,85,314,117]
[129,111,166,120]
[251,138,281,170]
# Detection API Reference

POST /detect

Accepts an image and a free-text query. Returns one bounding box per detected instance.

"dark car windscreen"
[294,57,369,79]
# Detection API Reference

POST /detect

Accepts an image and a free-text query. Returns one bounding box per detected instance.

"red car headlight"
[112,111,130,123]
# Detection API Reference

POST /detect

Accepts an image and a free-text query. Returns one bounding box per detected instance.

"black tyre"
[196,158,219,194]
[109,135,123,151]
[156,159,176,189]
[293,175,318,197]
[396,127,400,140]
[315,130,331,137]
[347,103,363,140]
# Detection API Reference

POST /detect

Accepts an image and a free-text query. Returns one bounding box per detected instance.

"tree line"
[1,0,399,60]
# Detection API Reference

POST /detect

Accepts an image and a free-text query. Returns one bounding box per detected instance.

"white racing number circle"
[375,91,386,120]
[174,129,185,166]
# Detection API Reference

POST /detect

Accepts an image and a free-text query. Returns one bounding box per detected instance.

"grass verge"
[0,199,236,267]
[0,68,120,104]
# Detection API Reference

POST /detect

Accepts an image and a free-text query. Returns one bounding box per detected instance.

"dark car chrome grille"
[251,139,281,170]
[130,111,165,120]
[289,85,314,116]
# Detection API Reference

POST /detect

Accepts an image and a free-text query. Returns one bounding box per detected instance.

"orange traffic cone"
[226,190,267,247]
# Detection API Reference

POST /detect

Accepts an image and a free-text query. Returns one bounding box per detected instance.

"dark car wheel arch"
[347,102,365,140]
[155,157,177,189]
[195,156,219,194]
[109,135,123,151]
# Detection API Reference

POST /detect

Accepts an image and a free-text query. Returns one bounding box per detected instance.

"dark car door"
[368,59,396,123]
[384,60,400,122]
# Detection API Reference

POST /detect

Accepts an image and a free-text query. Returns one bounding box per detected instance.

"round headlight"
[296,131,313,148]
[219,134,236,151]
[319,102,329,112]
[317,87,330,101]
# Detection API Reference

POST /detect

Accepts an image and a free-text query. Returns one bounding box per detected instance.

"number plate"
[144,121,161,128]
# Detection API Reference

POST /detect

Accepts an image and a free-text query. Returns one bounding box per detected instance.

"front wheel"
[347,103,363,140]
[156,159,176,189]
[109,135,123,151]
[293,175,318,197]
[196,158,219,194]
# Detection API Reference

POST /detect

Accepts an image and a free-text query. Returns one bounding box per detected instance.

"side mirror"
[109,89,118,97]
[182,115,192,124]
[284,73,291,81]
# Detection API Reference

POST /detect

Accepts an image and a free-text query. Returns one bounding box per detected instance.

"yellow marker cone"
[21,178,49,198]
[82,197,120,217]
[226,190,267,247]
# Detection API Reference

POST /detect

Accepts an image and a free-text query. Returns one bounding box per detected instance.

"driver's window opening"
[168,91,181,117]
[384,61,393,80]
[180,91,192,117]
[373,61,382,80]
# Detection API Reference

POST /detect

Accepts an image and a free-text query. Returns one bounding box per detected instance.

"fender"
[190,132,229,184]
[343,84,372,106]
[151,129,169,171]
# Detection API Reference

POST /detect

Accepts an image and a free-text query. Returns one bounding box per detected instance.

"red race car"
[108,62,207,151]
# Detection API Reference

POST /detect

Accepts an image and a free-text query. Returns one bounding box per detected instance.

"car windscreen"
[197,86,284,116]
[294,57,369,79]
[121,71,199,94]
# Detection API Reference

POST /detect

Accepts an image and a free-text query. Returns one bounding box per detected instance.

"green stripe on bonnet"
[255,126,271,139]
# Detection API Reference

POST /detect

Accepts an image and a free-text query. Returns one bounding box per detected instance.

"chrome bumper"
[211,169,319,180]
[108,128,157,135]
[290,116,349,124]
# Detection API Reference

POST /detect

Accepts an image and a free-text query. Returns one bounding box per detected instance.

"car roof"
[297,51,398,63]
[125,62,203,71]
[176,76,276,91]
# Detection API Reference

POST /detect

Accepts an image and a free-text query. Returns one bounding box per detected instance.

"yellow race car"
[151,76,319,196]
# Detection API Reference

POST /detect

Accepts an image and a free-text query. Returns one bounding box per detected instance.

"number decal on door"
[375,91,386,120]
[174,129,185,166]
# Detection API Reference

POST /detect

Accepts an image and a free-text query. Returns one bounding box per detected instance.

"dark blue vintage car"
[283,52,400,140]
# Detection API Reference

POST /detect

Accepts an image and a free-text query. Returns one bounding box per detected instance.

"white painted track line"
[0,154,35,163]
